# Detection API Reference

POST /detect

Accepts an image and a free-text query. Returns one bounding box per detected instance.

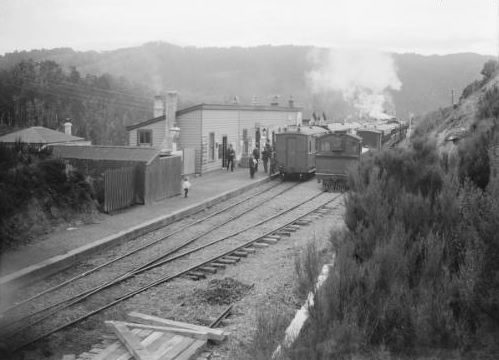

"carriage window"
[320,141,331,152]
[309,139,312,152]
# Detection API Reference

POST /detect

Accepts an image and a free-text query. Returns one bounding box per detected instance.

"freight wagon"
[357,120,408,151]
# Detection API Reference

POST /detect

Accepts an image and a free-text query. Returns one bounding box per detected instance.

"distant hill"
[0,44,492,119]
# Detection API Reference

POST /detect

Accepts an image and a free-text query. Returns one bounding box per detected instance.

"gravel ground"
[9,189,345,359]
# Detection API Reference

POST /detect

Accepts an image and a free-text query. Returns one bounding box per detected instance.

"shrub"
[457,117,496,190]
[0,142,95,252]
[239,304,293,360]
[294,239,322,298]
[291,138,499,357]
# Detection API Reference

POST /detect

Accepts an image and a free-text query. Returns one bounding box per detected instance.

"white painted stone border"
[272,255,335,359]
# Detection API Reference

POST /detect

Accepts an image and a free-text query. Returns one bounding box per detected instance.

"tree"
[481,59,497,81]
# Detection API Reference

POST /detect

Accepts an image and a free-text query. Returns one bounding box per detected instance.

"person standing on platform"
[262,140,271,173]
[227,144,235,172]
[182,177,191,198]
[249,154,256,179]
[252,147,260,172]
[269,145,276,176]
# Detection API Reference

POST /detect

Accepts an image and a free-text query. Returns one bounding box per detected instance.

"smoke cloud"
[307,48,401,119]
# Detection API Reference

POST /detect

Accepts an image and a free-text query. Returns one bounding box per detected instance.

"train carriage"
[357,120,408,151]
[275,126,329,180]
[316,132,362,191]
[356,128,383,152]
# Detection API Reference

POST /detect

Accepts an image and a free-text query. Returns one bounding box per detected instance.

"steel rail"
[4,187,324,336]
[11,193,342,352]
[1,180,286,314]
[0,182,299,333]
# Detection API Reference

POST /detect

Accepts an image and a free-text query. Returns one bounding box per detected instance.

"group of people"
[184,140,275,198]
[248,139,273,178]
[226,140,274,178]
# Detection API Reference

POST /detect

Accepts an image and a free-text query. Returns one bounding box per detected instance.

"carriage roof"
[319,132,362,142]
[277,125,329,136]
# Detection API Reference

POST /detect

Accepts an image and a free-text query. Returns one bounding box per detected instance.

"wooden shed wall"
[62,158,146,207]
[144,155,182,204]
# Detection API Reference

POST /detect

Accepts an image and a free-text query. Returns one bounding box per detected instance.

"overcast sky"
[0,0,496,56]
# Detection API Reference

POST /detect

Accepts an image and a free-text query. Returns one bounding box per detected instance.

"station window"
[137,129,152,146]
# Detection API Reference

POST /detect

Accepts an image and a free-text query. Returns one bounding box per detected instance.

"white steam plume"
[307,48,401,119]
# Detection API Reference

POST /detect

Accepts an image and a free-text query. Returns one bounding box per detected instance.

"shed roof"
[126,103,303,131]
[0,126,84,144]
[50,145,160,163]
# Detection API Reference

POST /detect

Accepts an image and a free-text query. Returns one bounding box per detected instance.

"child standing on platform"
[182,177,191,198]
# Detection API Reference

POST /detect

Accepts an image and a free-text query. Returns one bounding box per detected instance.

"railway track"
[1,180,289,314]
[2,182,343,353]
[1,181,291,329]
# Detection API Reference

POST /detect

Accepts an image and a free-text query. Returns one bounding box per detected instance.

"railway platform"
[0,167,274,291]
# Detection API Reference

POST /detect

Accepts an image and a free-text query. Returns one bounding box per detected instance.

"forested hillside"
[0,59,152,145]
[0,44,491,120]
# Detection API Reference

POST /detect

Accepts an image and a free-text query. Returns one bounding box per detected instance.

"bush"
[0,142,95,252]
[294,240,322,298]
[289,140,499,358]
[237,304,294,360]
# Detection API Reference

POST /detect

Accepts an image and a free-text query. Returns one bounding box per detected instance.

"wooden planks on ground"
[128,312,227,342]
[104,321,207,360]
[73,312,226,360]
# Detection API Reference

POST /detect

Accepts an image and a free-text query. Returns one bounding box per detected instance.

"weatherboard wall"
[176,109,202,174]
[197,108,301,173]
[129,106,302,174]
[201,108,240,173]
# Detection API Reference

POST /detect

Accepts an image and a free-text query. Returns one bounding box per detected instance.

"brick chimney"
[166,91,178,129]
[160,91,178,154]
[153,95,165,118]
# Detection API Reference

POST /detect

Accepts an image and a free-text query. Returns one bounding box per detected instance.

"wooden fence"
[183,148,196,175]
[144,155,181,204]
[104,166,136,213]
